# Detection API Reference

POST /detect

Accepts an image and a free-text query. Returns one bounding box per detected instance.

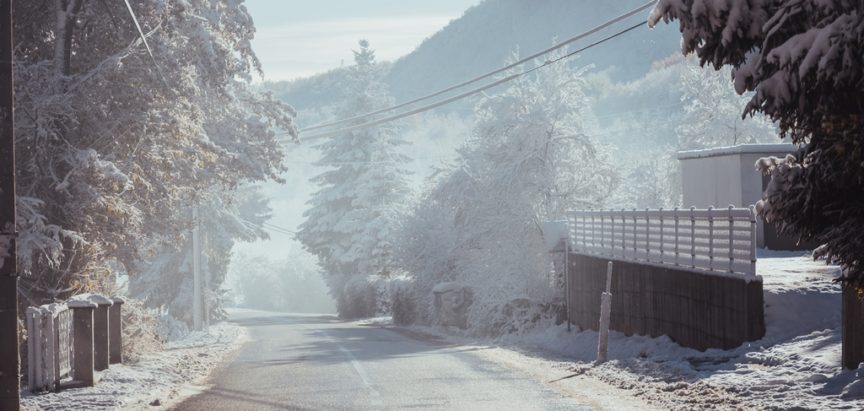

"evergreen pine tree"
[297,40,412,318]
[650,0,864,286]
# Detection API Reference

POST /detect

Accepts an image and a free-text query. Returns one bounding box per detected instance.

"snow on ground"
[22,321,247,411]
[392,251,863,410]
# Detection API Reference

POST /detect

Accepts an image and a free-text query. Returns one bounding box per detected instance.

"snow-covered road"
[174,310,645,410]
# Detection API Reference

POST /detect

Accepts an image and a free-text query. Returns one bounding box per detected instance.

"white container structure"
[677,143,800,249]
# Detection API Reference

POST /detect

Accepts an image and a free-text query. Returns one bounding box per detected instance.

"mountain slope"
[384,0,681,101]
[267,0,681,111]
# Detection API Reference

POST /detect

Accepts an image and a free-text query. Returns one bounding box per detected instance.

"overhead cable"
[122,0,169,86]
[283,22,645,143]
[298,1,655,133]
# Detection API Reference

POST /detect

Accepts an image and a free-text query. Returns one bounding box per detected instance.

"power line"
[263,222,297,235]
[122,0,169,86]
[239,217,297,235]
[298,0,655,134]
[281,21,645,143]
[280,71,522,142]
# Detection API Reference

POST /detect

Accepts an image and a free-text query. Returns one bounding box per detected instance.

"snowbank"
[22,322,247,410]
[404,251,862,409]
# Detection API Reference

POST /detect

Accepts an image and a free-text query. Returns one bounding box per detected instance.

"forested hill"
[384,0,681,100]
[265,0,682,110]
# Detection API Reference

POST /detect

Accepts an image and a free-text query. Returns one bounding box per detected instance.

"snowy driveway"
[173,311,595,410]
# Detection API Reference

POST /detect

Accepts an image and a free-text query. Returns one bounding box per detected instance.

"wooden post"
[0,0,19,406]
[564,230,570,332]
[109,297,124,364]
[596,261,613,364]
[68,301,96,386]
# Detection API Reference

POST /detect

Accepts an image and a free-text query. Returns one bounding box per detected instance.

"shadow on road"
[189,386,315,410]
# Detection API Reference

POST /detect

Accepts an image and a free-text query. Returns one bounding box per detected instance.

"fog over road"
[174,311,593,410]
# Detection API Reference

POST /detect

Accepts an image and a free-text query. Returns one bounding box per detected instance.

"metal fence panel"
[567,206,758,276]
[55,308,72,380]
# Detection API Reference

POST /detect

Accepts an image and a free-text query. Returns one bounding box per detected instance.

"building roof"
[677,144,799,160]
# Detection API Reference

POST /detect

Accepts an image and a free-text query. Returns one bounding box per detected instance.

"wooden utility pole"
[0,0,19,408]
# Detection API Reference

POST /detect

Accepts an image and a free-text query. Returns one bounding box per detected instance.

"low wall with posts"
[565,207,765,351]
[26,294,124,391]
[567,254,765,350]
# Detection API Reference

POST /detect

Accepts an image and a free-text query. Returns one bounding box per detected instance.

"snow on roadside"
[395,252,863,410]
[22,321,247,411]
[356,317,655,409]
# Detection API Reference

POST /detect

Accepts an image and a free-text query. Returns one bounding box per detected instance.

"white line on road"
[307,326,385,410]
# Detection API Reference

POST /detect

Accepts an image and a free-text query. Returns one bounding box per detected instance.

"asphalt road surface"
[173,311,592,410]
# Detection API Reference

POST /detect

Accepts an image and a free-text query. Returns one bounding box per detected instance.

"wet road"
[173,311,591,410]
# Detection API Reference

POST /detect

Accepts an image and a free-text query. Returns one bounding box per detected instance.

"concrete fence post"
[90,295,113,371]
[25,307,41,391]
[67,300,96,386]
[109,296,125,364]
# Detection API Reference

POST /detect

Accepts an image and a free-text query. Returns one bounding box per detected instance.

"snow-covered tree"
[12,0,295,316]
[676,56,777,150]
[650,1,864,286]
[130,185,272,323]
[297,40,412,318]
[399,52,617,333]
[610,146,682,208]
[589,54,776,209]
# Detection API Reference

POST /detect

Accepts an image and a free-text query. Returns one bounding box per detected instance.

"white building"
[677,144,808,250]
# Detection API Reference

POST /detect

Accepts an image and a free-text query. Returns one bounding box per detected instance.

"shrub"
[338,275,377,319]
[389,277,417,325]
[122,299,163,362]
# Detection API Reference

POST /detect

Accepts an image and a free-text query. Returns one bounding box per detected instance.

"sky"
[245,0,484,81]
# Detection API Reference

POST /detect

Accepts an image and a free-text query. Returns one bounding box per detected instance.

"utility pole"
[192,207,202,331]
[202,232,209,328]
[0,0,20,408]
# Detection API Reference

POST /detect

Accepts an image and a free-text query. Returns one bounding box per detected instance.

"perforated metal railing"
[566,206,758,276]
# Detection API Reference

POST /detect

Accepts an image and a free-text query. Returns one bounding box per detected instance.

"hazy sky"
[245,0,483,81]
